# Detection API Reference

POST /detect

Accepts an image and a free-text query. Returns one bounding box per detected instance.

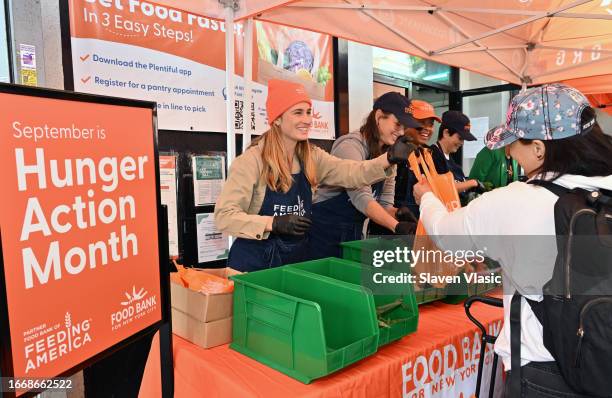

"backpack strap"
[528,179,571,197]
[526,180,566,325]
[509,180,569,395]
[509,292,523,396]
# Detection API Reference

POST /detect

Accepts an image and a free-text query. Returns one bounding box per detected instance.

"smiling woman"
[214,79,417,272]
[306,92,422,261]
[394,99,442,219]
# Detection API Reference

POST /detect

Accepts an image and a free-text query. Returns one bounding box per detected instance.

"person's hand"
[272,215,312,236]
[387,136,417,165]
[394,221,417,235]
[413,178,433,205]
[396,206,417,223]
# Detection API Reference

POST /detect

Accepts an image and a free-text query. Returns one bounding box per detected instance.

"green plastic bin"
[340,238,447,305]
[341,238,409,272]
[414,285,448,305]
[442,268,502,304]
[230,266,379,384]
[288,258,419,347]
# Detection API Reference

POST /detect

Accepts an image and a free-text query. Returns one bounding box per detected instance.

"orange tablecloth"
[141,299,504,398]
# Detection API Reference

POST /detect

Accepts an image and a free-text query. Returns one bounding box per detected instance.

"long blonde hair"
[251,124,318,192]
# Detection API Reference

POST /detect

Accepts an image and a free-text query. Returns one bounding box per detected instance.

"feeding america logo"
[23,312,92,373]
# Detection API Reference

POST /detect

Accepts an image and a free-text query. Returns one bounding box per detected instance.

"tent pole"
[222,0,238,249]
[288,3,612,20]
[431,0,592,55]
[223,0,237,167]
[554,12,612,20]
[443,45,527,54]
[243,18,254,152]
[287,3,435,11]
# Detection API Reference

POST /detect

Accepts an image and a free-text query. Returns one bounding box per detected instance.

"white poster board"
[196,213,229,263]
[192,155,226,206]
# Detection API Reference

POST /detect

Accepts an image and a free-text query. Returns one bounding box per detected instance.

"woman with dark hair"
[414,84,612,397]
[306,92,421,260]
[394,99,444,219]
[215,80,415,272]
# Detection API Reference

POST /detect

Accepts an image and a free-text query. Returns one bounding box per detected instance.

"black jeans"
[505,361,591,398]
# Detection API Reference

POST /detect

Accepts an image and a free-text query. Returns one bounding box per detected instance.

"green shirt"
[468,147,519,189]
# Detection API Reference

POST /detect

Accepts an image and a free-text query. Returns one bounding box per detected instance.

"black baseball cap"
[373,92,421,129]
[441,110,477,141]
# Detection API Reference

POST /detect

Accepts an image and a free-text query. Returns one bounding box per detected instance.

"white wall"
[0,0,9,82]
[347,41,373,132]
[460,70,509,174]
[41,0,64,89]
[596,109,612,136]
[7,0,63,88]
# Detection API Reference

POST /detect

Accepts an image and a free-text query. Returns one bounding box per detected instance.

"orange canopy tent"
[156,0,612,86]
[563,74,612,115]
[151,0,611,162]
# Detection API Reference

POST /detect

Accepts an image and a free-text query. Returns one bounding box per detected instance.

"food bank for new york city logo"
[111,286,157,330]
[24,312,92,373]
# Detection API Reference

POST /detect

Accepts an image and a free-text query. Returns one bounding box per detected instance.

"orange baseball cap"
[406,99,442,123]
[266,79,312,124]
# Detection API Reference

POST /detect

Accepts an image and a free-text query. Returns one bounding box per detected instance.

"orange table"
[141,299,504,398]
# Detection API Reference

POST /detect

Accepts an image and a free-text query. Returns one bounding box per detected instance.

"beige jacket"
[214,140,393,240]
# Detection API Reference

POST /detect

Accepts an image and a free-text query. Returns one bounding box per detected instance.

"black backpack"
[509,180,612,397]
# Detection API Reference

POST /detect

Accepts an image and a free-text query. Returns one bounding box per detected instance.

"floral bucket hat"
[485,83,596,150]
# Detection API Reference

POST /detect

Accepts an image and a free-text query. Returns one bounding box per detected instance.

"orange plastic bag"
[170,262,234,294]
[408,149,461,288]
[408,149,461,212]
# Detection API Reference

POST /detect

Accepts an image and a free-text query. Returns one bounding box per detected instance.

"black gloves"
[394,221,417,235]
[272,214,312,236]
[469,180,486,194]
[396,206,417,223]
[387,136,417,165]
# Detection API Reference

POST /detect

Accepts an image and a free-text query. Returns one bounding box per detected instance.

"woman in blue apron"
[214,80,416,272]
[307,92,421,260]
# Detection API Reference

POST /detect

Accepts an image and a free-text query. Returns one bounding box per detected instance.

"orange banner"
[0,88,162,393]
[140,300,504,398]
[67,0,335,137]
[69,0,246,74]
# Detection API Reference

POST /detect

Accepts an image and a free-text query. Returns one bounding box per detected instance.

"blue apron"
[227,168,312,272]
[307,180,384,260]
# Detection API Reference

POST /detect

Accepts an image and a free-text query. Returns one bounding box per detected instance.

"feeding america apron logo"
[272,195,306,216]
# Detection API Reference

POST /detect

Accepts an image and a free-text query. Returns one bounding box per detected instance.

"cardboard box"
[171,308,232,349]
[170,267,241,323]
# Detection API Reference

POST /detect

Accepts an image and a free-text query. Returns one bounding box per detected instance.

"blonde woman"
[215,79,415,272]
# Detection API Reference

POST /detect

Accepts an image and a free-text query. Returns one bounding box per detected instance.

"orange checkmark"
[81,76,91,84]
[80,54,90,61]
